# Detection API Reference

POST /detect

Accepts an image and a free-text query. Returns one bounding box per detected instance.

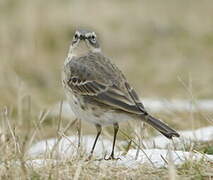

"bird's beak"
[79,35,86,40]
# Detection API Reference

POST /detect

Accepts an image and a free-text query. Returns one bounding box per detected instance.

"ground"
[0,0,213,179]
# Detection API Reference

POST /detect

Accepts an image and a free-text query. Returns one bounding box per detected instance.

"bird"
[62,29,180,160]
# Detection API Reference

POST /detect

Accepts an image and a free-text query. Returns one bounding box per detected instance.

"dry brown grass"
[0,0,213,179]
[0,106,213,180]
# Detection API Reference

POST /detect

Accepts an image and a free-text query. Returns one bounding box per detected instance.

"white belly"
[65,90,135,126]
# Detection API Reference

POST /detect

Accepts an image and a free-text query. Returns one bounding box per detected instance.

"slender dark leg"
[88,124,102,159]
[105,123,119,160]
[77,119,81,148]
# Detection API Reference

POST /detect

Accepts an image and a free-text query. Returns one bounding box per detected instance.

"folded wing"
[65,57,147,115]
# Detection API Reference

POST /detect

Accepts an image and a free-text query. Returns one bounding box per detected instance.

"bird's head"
[68,29,101,57]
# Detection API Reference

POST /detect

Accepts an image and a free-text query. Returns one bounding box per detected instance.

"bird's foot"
[104,154,121,161]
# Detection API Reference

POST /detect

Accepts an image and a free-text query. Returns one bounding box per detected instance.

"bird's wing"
[124,82,147,113]
[65,54,147,114]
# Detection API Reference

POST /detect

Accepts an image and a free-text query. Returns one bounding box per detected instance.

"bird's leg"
[88,124,102,160]
[105,123,120,160]
[77,119,81,149]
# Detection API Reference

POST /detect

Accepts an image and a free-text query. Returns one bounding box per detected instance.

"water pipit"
[62,29,179,160]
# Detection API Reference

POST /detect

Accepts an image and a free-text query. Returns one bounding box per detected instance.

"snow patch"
[144,126,213,149]
[28,135,115,158]
[26,149,213,169]
[51,99,213,119]
[117,149,213,168]
[28,126,213,168]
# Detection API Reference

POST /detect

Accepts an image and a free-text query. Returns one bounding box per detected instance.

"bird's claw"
[104,154,121,161]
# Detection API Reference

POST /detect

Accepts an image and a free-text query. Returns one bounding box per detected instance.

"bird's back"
[65,52,131,98]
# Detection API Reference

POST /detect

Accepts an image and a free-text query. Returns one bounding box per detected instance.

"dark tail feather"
[143,114,180,139]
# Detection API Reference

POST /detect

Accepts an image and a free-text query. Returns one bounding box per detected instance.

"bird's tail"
[142,114,180,139]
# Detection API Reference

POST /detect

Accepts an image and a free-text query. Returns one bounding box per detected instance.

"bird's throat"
[69,41,90,58]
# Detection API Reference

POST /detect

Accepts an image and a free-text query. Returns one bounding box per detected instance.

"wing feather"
[64,53,147,115]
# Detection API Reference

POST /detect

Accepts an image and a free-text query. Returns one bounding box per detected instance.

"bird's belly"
[66,92,135,126]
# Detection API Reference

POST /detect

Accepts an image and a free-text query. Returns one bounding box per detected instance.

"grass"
[0,98,212,179]
[0,0,213,179]
[1,159,212,180]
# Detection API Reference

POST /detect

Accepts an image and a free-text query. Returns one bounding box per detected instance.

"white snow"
[51,99,213,119]
[117,149,213,168]
[26,149,213,169]
[28,126,213,168]
[28,98,213,168]
[141,99,213,112]
[143,126,213,149]
[28,135,116,158]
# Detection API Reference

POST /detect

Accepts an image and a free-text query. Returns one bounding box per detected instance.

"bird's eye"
[90,35,96,43]
[74,34,78,40]
[91,35,95,40]
[72,33,79,44]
